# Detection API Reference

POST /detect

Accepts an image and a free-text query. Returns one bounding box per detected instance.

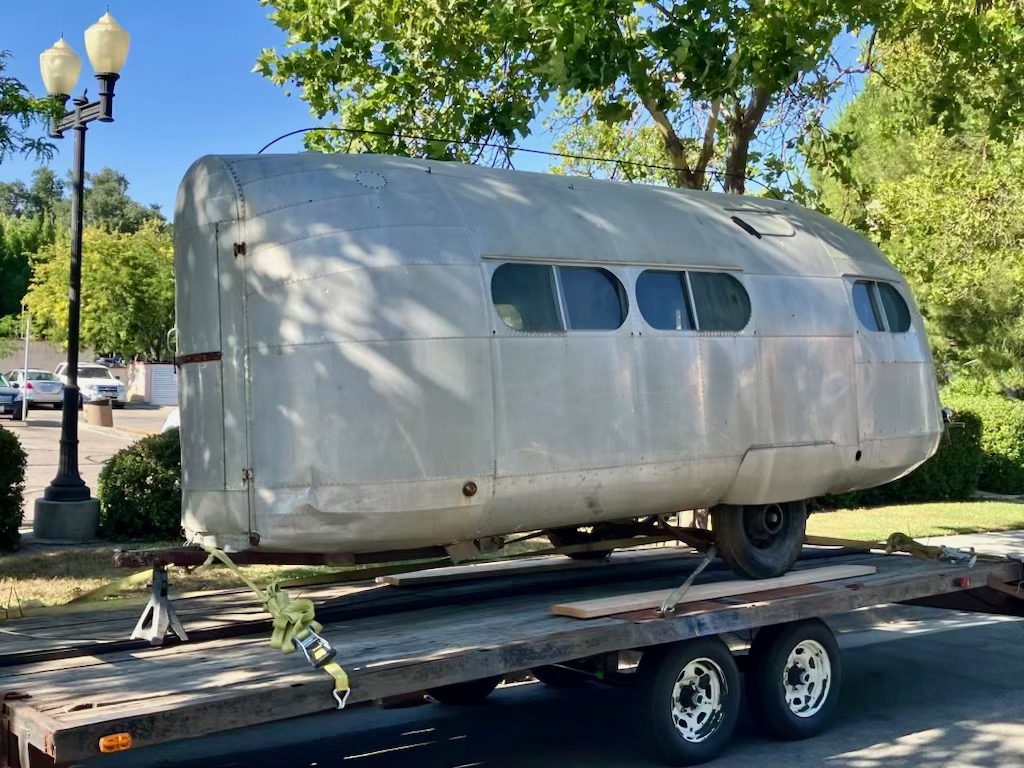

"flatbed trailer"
[2,545,1022,768]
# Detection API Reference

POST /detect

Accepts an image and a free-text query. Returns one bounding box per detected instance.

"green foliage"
[871,137,1024,390]
[0,51,59,165]
[0,213,56,318]
[824,410,983,508]
[0,428,28,552]
[25,223,174,359]
[81,168,164,234]
[943,394,1024,495]
[257,1,1022,195]
[98,429,182,540]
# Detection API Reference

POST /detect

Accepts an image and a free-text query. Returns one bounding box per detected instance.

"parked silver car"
[0,372,22,419]
[4,369,64,409]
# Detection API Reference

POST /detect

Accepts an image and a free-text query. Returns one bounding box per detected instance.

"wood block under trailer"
[1,551,1021,767]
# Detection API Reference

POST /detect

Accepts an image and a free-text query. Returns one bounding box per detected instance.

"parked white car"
[54,363,127,408]
[0,372,23,419]
[3,369,64,410]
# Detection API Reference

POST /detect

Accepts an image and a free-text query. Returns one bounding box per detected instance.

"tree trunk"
[723,127,751,195]
[723,87,773,195]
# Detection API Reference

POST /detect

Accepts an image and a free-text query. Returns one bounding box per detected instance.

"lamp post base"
[33,497,100,543]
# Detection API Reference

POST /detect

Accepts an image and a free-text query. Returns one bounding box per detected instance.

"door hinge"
[233,241,246,258]
[242,468,254,484]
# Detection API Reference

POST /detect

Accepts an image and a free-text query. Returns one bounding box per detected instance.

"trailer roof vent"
[727,208,796,239]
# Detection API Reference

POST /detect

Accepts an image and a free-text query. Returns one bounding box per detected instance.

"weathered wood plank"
[550,564,878,618]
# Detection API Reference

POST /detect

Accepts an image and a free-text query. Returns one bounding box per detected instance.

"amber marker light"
[98,732,132,753]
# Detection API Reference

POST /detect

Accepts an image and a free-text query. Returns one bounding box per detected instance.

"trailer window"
[689,272,751,331]
[878,283,911,332]
[852,281,883,331]
[491,263,563,332]
[557,266,627,330]
[852,280,910,333]
[636,270,694,330]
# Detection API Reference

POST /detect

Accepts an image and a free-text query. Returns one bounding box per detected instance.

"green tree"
[870,135,1024,393]
[256,0,1024,195]
[806,30,1024,392]
[25,223,174,359]
[0,214,54,319]
[0,51,57,165]
[81,168,164,234]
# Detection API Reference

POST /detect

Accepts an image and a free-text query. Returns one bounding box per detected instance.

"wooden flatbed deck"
[2,548,1021,767]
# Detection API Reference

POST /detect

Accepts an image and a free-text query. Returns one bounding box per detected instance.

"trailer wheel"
[427,675,502,705]
[746,619,841,740]
[711,501,806,579]
[546,527,612,560]
[633,638,740,766]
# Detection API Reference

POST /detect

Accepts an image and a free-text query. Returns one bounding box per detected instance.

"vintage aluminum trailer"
[173,153,942,578]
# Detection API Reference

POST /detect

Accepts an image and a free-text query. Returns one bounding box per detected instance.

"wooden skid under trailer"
[2,548,1022,767]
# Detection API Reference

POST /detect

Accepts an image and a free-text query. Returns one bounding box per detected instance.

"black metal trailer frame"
[2,547,1022,767]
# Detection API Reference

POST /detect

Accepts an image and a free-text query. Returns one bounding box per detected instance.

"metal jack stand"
[131,565,188,646]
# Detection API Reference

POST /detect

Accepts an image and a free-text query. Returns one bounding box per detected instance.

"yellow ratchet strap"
[201,547,351,709]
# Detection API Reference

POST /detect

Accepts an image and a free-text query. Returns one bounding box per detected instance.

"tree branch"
[648,0,679,22]
[741,86,773,134]
[696,98,721,174]
[641,94,697,187]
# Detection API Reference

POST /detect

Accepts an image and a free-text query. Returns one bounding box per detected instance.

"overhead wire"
[256,126,786,199]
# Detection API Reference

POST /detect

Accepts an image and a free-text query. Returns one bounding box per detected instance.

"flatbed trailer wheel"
[633,637,740,766]
[427,675,502,705]
[711,501,807,579]
[746,619,841,740]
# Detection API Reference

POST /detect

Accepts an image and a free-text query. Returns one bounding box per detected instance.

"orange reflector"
[98,733,132,753]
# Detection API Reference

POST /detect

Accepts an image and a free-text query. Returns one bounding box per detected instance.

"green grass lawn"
[807,500,1024,542]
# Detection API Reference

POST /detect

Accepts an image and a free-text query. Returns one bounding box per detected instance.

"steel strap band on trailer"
[200,547,352,709]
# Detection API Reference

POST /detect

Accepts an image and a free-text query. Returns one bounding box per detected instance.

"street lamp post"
[33,12,130,542]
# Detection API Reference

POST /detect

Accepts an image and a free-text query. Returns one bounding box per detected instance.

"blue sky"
[0,1,333,215]
[1,3,864,214]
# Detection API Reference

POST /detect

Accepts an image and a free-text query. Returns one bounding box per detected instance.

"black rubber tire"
[745,619,842,740]
[711,501,807,579]
[112,401,125,409]
[51,402,62,410]
[531,664,589,688]
[633,637,741,766]
[427,676,502,705]
[546,527,612,560]
[9,407,22,421]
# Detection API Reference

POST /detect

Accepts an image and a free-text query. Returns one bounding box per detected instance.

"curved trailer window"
[852,280,911,333]
[637,270,750,332]
[491,263,627,332]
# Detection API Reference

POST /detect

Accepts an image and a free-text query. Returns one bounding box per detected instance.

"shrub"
[942,394,1024,494]
[98,428,182,540]
[823,408,983,508]
[0,428,28,551]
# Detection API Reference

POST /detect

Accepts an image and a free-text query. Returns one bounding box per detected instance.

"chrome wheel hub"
[783,640,831,718]
[670,657,727,742]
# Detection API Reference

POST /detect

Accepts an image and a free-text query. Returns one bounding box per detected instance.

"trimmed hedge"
[942,394,1024,494]
[824,408,983,508]
[0,428,27,551]
[98,428,182,540]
